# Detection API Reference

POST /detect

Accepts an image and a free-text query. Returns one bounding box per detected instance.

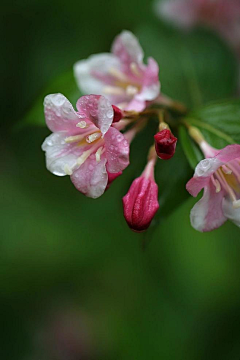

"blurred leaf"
[184,99,240,149]
[137,21,237,108]
[18,70,81,129]
[179,125,203,169]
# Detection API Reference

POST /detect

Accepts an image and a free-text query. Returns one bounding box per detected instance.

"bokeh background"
[2,0,240,359]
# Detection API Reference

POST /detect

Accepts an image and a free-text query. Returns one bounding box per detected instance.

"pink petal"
[44,94,81,134]
[76,95,113,135]
[124,98,146,112]
[104,127,130,173]
[190,180,227,232]
[71,157,108,199]
[186,176,210,197]
[111,31,144,66]
[222,197,240,228]
[215,144,240,163]
[74,53,121,95]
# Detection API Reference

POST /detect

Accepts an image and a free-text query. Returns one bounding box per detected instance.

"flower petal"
[42,132,83,176]
[186,176,210,197]
[111,30,144,66]
[194,157,222,177]
[71,157,108,199]
[44,94,81,134]
[222,197,240,227]
[104,127,130,173]
[74,53,121,94]
[76,95,113,135]
[216,144,240,163]
[190,181,226,232]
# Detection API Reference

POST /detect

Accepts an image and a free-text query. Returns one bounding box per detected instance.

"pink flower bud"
[122,160,159,232]
[154,129,177,160]
[112,105,123,123]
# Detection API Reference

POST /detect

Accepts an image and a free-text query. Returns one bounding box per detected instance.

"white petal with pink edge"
[74,53,121,95]
[194,158,222,177]
[223,197,240,227]
[112,30,144,65]
[71,157,108,198]
[44,94,81,134]
[42,132,83,176]
[190,181,227,232]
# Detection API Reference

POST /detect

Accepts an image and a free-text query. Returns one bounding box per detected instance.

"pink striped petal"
[44,94,81,134]
[71,157,108,199]
[76,95,113,135]
[104,127,130,173]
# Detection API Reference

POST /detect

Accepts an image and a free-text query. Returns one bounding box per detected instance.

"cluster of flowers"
[42,31,240,233]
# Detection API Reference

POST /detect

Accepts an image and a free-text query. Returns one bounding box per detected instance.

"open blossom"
[186,142,240,232]
[74,31,160,112]
[42,93,129,198]
[155,0,240,53]
[123,156,159,232]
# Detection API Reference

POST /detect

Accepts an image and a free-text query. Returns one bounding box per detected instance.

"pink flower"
[186,143,240,232]
[154,129,177,160]
[123,158,159,232]
[155,0,240,52]
[74,31,160,112]
[42,93,129,198]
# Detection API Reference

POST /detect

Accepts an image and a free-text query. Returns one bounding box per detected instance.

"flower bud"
[112,105,123,123]
[122,161,159,232]
[154,129,177,160]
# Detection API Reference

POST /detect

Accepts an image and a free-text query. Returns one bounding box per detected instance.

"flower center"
[211,160,240,208]
[103,63,142,103]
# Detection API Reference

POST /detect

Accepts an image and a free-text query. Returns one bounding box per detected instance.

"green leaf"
[18,70,81,129]
[185,99,240,149]
[137,21,238,108]
[179,125,203,169]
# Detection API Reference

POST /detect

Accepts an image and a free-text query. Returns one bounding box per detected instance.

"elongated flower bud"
[122,159,159,232]
[112,105,123,123]
[154,129,177,160]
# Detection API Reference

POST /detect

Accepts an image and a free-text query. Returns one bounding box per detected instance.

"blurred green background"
[2,0,240,359]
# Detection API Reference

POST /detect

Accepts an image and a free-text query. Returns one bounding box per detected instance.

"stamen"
[103,86,126,96]
[130,62,141,77]
[77,149,92,166]
[211,175,221,193]
[76,121,87,128]
[95,146,104,162]
[64,164,73,175]
[65,135,84,143]
[227,162,240,181]
[126,85,138,97]
[222,165,232,175]
[86,132,101,144]
[108,67,129,82]
[215,170,237,202]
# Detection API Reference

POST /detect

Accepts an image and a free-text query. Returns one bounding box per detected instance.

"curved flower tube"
[74,30,160,112]
[42,93,129,198]
[186,143,240,232]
